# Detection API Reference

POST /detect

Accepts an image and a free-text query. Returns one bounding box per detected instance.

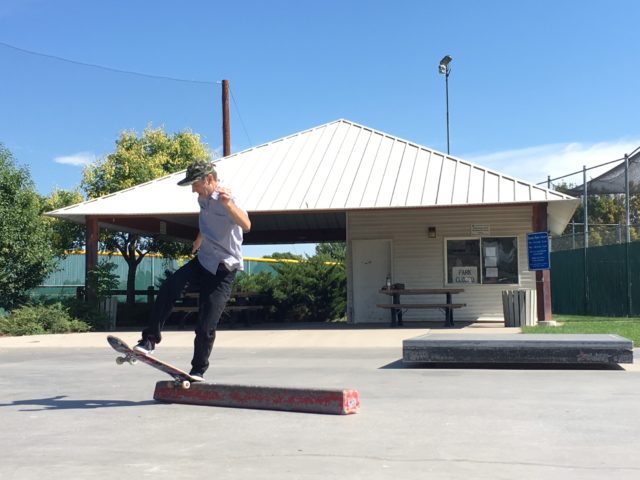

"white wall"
[347,205,536,323]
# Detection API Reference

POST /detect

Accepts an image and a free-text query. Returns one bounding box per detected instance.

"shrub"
[232,258,346,322]
[87,260,120,298]
[62,297,111,331]
[0,302,91,336]
[272,257,346,322]
[234,270,277,296]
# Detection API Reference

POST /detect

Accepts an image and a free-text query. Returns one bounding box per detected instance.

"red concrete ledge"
[154,381,360,415]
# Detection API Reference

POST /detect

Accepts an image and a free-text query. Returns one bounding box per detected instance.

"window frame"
[444,236,520,286]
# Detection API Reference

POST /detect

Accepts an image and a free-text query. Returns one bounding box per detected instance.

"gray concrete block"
[403,333,634,365]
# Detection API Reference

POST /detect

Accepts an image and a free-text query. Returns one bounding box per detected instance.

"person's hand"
[192,234,202,254]
[215,185,251,231]
[216,186,233,206]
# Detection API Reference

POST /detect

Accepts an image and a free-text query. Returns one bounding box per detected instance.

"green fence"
[31,253,280,300]
[551,242,639,316]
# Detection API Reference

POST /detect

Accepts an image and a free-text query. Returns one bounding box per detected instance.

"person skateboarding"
[134,158,251,381]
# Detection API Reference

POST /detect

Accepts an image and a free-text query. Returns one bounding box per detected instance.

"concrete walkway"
[2,323,639,479]
[0,321,520,349]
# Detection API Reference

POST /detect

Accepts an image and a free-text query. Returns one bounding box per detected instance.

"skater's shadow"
[0,395,157,411]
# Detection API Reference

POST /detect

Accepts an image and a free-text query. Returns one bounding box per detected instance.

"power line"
[2,41,255,146]
[229,86,253,146]
[0,40,216,86]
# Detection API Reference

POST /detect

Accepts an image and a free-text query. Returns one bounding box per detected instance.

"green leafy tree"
[86,260,120,299]
[315,242,346,263]
[81,126,210,305]
[42,188,85,257]
[555,181,634,246]
[265,252,305,261]
[0,144,56,310]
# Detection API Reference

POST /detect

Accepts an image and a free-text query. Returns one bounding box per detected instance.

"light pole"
[439,55,452,155]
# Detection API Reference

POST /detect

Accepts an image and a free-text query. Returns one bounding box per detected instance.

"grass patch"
[521,314,640,346]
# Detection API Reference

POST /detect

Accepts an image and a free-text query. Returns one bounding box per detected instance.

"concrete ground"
[1,323,639,480]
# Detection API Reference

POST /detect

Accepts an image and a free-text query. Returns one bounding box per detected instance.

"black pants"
[142,257,236,374]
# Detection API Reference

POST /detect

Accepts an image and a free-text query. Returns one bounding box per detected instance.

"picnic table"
[172,291,267,327]
[377,288,466,327]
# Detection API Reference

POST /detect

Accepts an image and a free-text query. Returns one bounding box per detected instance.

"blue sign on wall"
[527,232,550,270]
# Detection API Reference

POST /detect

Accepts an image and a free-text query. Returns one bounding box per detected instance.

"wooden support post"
[221,79,231,157]
[532,204,552,321]
[85,216,99,301]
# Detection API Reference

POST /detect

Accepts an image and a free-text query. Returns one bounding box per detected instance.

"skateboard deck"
[107,335,200,389]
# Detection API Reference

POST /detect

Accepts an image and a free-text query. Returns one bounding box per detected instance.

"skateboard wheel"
[128,358,138,365]
[116,357,125,365]
[181,381,191,389]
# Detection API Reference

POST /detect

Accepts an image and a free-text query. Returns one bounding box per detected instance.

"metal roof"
[47,119,578,238]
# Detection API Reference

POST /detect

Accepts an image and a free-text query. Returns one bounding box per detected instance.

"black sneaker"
[189,371,205,382]
[133,338,155,355]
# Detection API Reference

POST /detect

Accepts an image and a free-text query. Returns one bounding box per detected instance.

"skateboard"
[107,335,199,389]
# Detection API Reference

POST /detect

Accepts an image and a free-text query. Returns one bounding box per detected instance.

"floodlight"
[439,55,452,74]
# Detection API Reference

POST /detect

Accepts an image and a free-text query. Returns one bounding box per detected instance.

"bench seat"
[376,303,466,309]
[225,305,266,311]
[172,306,199,313]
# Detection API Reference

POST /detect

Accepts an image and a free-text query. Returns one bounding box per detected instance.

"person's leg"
[141,258,199,345]
[191,265,236,375]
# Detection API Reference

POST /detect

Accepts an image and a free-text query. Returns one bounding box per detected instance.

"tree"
[554,181,640,246]
[0,144,56,310]
[42,188,85,257]
[265,252,305,261]
[315,242,346,263]
[81,126,210,305]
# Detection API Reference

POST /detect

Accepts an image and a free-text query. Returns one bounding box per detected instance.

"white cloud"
[54,151,96,167]
[464,139,640,188]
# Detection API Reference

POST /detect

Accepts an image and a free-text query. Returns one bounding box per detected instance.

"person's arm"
[216,186,251,231]
[192,232,202,254]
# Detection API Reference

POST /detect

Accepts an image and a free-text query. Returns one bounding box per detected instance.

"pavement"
[1,322,640,480]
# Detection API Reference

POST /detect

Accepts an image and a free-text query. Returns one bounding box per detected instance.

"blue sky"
[2,0,639,257]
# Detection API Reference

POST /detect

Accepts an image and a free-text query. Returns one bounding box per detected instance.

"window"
[446,237,519,285]
[481,237,518,284]
[446,239,480,284]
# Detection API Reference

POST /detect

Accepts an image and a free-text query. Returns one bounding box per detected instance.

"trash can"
[502,289,537,327]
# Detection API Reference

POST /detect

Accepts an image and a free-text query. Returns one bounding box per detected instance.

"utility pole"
[222,79,231,157]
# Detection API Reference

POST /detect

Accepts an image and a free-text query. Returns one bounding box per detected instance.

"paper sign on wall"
[452,266,478,283]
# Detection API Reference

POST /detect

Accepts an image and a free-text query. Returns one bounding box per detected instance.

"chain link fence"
[552,223,640,251]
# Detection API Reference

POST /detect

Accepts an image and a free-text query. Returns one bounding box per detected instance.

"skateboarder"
[134,158,251,381]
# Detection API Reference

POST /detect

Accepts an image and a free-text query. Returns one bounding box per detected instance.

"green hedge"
[234,257,346,322]
[0,302,91,336]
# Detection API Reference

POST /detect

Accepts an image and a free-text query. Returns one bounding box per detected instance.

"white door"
[352,239,392,323]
